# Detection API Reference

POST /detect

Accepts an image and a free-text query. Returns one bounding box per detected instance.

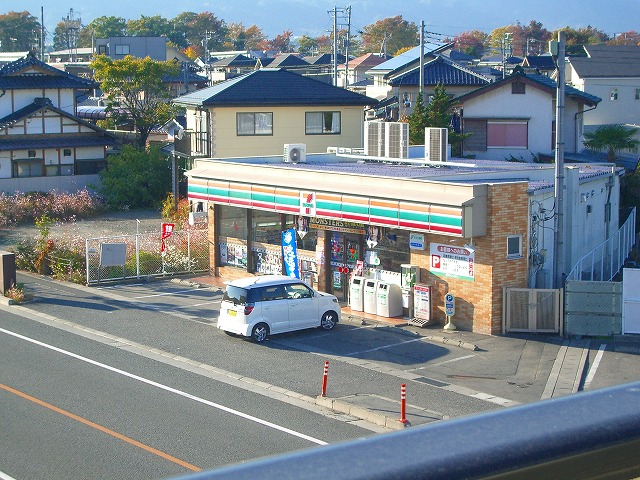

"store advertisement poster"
[429,242,475,281]
[281,228,300,278]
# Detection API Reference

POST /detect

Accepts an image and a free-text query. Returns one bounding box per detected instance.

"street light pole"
[553,31,566,289]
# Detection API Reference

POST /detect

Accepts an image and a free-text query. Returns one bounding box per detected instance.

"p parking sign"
[444,293,455,316]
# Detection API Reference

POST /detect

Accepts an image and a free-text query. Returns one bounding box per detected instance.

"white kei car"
[217,275,341,342]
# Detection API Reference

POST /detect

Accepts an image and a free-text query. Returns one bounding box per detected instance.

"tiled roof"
[267,54,310,68]
[453,69,601,106]
[0,51,97,89]
[569,45,640,77]
[367,43,454,72]
[522,55,556,70]
[389,56,491,87]
[210,54,256,67]
[0,135,119,151]
[305,53,346,65]
[339,53,390,70]
[173,68,377,107]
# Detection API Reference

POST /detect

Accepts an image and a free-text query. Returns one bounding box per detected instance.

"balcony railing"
[174,131,210,158]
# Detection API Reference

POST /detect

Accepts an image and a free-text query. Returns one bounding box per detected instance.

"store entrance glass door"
[330,232,360,303]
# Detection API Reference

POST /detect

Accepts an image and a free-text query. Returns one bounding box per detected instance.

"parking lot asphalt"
[5,271,640,432]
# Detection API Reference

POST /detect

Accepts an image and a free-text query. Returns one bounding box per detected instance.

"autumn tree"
[170,12,227,53]
[552,26,610,55]
[360,16,418,55]
[0,11,41,52]
[268,31,294,52]
[91,55,182,148]
[606,31,640,46]
[452,30,488,58]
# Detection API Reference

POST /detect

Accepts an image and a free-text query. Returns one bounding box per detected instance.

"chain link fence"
[85,229,209,285]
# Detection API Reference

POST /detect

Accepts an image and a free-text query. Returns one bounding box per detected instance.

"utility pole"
[419,20,425,97]
[344,6,351,88]
[40,7,45,59]
[553,31,566,289]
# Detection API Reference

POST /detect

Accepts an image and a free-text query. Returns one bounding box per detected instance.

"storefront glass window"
[219,205,247,239]
[252,211,282,244]
[365,228,410,272]
[286,216,318,252]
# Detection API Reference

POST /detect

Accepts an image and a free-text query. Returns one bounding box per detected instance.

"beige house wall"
[208,105,366,158]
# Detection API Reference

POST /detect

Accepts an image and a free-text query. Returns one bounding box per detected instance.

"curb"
[315,395,410,431]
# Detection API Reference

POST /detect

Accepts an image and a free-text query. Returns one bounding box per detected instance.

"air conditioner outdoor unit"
[385,122,409,158]
[284,143,306,163]
[425,127,448,162]
[364,121,385,157]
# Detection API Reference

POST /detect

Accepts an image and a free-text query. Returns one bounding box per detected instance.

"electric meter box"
[349,276,365,311]
[376,282,403,318]
[363,279,379,314]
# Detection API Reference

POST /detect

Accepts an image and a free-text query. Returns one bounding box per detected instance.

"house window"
[635,88,640,100]
[28,150,36,157]
[507,235,523,259]
[610,88,618,101]
[63,149,72,157]
[512,82,526,94]
[237,112,273,136]
[98,45,107,55]
[115,44,130,56]
[487,122,528,148]
[305,112,340,134]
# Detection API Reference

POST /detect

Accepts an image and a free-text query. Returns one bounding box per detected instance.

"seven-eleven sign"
[299,191,316,216]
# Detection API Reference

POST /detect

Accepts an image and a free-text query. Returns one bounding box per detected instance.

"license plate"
[228,309,236,316]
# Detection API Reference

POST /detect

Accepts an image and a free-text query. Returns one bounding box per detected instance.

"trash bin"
[363,279,379,314]
[376,282,403,318]
[349,276,365,311]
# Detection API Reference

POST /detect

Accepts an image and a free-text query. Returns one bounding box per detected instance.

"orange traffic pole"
[321,361,329,397]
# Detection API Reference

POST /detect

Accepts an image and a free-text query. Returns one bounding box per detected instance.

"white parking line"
[433,354,476,366]
[345,337,425,356]
[583,344,607,390]
[134,288,203,299]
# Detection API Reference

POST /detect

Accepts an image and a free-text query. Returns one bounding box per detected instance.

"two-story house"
[172,68,376,161]
[565,44,640,127]
[0,51,119,194]
[454,68,601,161]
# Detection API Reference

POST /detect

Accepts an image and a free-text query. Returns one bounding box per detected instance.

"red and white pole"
[399,384,408,424]
[321,361,329,397]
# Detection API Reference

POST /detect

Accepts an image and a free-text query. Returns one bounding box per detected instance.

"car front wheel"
[320,311,337,330]
[251,323,269,342]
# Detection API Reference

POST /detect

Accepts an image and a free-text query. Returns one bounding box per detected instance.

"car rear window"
[223,285,260,305]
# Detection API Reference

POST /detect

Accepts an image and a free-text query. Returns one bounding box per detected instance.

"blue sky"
[16,0,640,43]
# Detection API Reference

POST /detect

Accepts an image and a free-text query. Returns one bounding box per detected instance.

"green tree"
[425,84,452,128]
[584,125,640,162]
[126,15,172,37]
[297,35,318,55]
[0,11,41,52]
[82,16,127,45]
[360,16,418,55]
[407,92,428,145]
[91,54,182,148]
[97,145,171,210]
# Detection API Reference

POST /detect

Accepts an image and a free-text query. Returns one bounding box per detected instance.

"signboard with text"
[429,242,475,281]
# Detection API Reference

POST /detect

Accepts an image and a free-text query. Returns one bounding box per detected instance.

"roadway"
[2,272,640,479]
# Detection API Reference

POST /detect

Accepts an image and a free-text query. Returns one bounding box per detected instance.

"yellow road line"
[0,383,201,472]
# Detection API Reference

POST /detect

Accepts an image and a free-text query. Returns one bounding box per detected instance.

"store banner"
[281,228,300,278]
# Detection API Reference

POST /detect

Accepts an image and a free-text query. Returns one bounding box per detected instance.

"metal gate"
[504,288,563,334]
[623,268,640,334]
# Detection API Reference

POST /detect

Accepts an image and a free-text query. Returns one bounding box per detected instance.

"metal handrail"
[173,381,640,480]
[566,207,636,282]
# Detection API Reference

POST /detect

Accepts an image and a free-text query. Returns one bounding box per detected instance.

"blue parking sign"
[445,293,455,316]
